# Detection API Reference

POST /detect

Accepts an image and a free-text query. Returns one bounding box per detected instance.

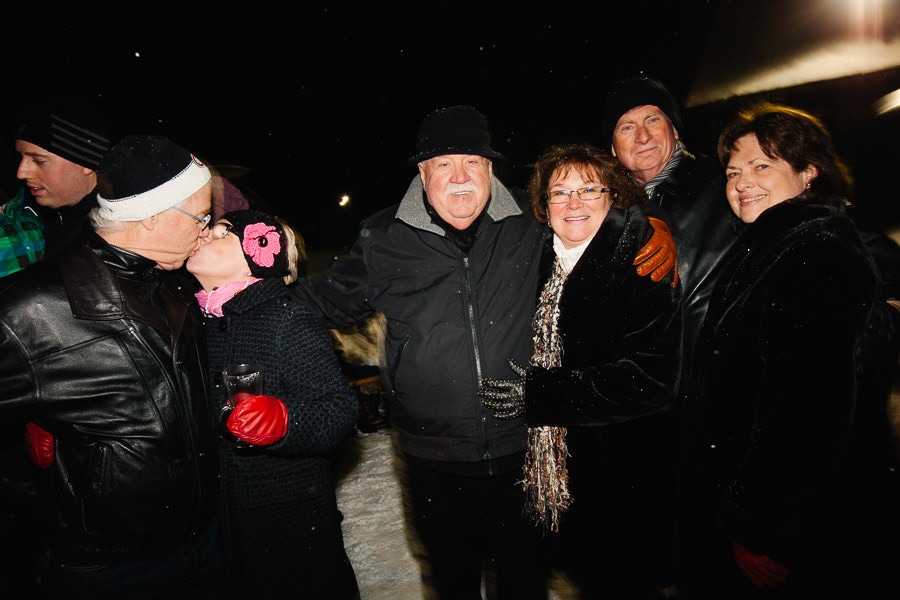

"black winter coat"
[203,278,359,599]
[525,205,682,425]
[28,188,99,259]
[294,175,546,468]
[0,232,218,564]
[689,196,884,594]
[523,206,683,594]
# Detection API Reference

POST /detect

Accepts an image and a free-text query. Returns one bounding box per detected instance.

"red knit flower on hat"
[242,222,282,268]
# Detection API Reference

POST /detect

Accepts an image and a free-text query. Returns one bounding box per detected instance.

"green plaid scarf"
[1,188,45,277]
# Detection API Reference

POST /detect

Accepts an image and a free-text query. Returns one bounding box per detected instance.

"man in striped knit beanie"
[10,95,113,260]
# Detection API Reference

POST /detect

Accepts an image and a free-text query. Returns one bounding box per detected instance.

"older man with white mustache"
[292,105,676,599]
[418,155,492,229]
[0,135,222,599]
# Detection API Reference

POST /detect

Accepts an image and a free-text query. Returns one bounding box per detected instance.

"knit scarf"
[524,248,574,533]
[642,141,684,199]
[194,279,260,317]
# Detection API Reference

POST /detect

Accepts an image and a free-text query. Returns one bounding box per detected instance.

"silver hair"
[89,198,191,234]
[89,206,126,234]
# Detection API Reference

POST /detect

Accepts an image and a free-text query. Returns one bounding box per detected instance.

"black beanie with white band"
[96,135,211,221]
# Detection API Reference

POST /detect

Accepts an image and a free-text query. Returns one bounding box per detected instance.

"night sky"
[3,3,898,250]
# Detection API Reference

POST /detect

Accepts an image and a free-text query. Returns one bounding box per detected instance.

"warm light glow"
[688,0,900,106]
[339,195,350,207]
[690,38,900,106]
[874,88,900,115]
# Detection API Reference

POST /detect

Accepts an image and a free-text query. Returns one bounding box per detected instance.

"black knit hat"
[600,76,683,149]
[14,96,112,170]
[408,105,503,165]
[96,134,211,221]
[221,210,290,279]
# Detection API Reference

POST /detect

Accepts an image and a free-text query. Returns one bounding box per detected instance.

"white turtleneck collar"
[553,233,593,274]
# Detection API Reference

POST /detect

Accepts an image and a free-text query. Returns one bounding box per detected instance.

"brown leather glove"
[634,217,679,287]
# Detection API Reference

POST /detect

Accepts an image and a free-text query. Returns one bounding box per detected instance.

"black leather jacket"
[650,153,737,384]
[0,232,218,564]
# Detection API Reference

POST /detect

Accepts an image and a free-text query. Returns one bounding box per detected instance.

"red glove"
[226,395,288,446]
[634,217,679,287]
[25,422,54,469]
[732,541,789,589]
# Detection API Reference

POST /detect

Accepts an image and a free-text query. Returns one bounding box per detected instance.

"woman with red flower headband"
[187,209,359,598]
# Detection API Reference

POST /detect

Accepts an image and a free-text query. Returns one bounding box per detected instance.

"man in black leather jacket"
[0,135,222,598]
[602,75,736,381]
[600,76,738,597]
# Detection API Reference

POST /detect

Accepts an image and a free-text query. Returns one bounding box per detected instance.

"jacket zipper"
[463,256,492,470]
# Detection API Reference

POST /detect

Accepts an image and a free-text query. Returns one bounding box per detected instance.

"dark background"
[3,2,900,252]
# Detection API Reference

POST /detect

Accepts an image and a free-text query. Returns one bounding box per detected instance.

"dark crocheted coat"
[202,277,359,599]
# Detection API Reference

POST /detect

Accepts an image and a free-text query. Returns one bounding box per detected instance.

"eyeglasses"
[546,186,614,204]
[171,206,212,230]
[209,222,234,239]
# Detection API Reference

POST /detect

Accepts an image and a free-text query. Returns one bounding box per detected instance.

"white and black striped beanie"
[14,96,112,170]
[96,135,211,222]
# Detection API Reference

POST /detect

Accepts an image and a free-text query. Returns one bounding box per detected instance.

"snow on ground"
[334,429,577,599]
[335,430,424,599]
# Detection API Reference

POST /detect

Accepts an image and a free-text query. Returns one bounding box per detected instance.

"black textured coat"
[687,196,894,596]
[524,206,683,595]
[203,278,359,599]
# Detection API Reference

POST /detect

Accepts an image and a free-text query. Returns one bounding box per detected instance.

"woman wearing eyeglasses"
[480,142,682,597]
[185,209,360,599]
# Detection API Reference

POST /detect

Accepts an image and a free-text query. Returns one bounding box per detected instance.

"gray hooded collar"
[395,174,522,235]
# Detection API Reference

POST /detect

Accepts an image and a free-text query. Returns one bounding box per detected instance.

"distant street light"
[339,195,350,207]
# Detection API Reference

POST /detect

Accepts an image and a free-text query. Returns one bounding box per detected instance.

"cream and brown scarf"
[524,251,574,532]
